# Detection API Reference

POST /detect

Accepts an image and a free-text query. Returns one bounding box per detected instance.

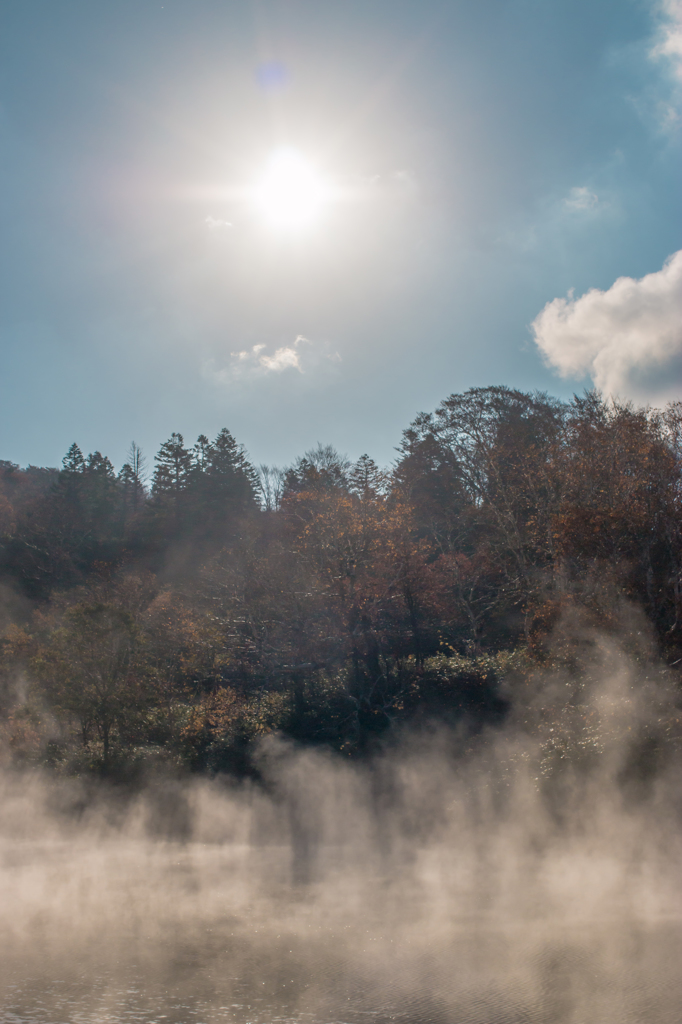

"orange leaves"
[550,402,680,565]
[181,686,245,740]
[181,687,287,744]
[285,486,415,591]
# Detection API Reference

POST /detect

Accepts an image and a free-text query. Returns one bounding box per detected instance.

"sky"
[0,0,680,473]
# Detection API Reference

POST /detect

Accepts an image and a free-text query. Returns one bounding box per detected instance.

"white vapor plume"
[0,623,681,1023]
[532,250,682,400]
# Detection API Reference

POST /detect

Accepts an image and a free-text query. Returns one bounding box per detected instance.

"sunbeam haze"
[1,0,680,468]
[0,3,681,1023]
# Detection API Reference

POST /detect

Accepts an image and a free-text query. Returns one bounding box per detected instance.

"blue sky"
[1,0,680,472]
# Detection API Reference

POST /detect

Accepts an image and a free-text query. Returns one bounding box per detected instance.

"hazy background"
[0,0,680,469]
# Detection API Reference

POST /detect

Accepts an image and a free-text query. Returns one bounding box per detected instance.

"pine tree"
[191,435,212,474]
[349,455,386,499]
[118,462,136,505]
[86,451,115,478]
[152,433,192,496]
[205,428,259,511]
[207,429,239,474]
[62,443,86,474]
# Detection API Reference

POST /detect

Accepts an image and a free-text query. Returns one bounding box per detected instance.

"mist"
[2,625,681,1024]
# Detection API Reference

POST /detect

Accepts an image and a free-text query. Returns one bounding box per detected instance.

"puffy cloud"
[531,251,682,400]
[204,335,342,385]
[229,336,308,375]
[257,343,303,373]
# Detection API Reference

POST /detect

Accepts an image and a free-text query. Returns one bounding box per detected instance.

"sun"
[252,149,329,229]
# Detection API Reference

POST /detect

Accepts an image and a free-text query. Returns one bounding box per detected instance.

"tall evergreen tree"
[204,428,259,514]
[152,433,192,496]
[349,455,386,499]
[86,451,115,478]
[191,434,212,474]
[62,443,86,474]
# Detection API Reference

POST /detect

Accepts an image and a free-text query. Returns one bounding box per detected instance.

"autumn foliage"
[1,389,681,777]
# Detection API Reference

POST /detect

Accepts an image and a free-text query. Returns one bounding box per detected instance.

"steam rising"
[1,627,681,1023]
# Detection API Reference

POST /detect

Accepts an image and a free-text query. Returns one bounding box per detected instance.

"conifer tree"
[152,433,192,495]
[86,451,115,478]
[349,455,386,499]
[191,434,212,474]
[205,428,259,512]
[62,443,86,474]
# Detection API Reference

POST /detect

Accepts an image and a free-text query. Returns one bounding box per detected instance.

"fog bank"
[1,632,681,1024]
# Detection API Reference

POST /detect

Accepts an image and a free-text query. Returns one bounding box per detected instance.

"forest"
[1,385,681,780]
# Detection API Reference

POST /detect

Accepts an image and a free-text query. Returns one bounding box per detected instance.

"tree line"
[1,386,681,779]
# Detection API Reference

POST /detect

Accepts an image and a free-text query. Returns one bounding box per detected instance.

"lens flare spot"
[253,149,329,229]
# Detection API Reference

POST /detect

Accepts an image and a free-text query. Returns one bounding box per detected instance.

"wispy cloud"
[532,250,682,401]
[205,216,232,230]
[651,0,682,82]
[563,186,598,211]
[647,0,682,130]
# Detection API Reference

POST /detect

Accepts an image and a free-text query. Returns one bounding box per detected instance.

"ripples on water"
[2,910,681,1024]
[1,830,680,1024]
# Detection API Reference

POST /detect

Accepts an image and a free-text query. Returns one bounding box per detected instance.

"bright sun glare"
[253,149,329,229]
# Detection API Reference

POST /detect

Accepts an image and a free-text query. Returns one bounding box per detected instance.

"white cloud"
[205,216,232,230]
[204,335,342,385]
[563,186,598,211]
[648,0,682,130]
[651,0,682,82]
[258,344,303,373]
[227,335,312,376]
[531,250,682,401]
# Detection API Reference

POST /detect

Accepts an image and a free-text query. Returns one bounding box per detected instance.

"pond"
[1,838,680,1024]
[1,736,681,1024]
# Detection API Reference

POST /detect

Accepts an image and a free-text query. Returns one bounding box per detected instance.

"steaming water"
[3,912,681,1024]
[1,766,681,1023]
[2,643,682,1024]
[1,842,680,1024]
